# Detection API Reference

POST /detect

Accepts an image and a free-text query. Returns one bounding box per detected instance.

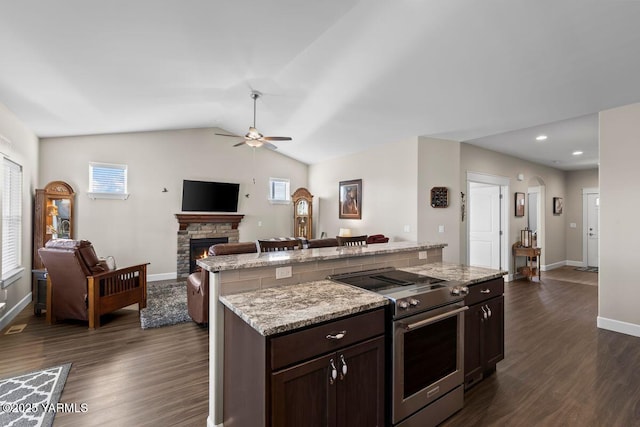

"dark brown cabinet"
[464,277,504,390]
[224,307,385,427]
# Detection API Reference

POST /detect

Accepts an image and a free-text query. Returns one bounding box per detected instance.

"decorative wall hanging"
[515,192,525,217]
[339,179,362,219]
[460,192,466,221]
[430,187,449,208]
[553,197,563,215]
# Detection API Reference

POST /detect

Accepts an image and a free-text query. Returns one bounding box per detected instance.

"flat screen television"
[181,180,240,212]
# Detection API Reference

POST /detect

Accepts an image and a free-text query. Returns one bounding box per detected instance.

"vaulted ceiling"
[1,1,639,169]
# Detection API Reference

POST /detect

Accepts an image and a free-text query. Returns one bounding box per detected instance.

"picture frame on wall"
[515,192,525,217]
[339,179,362,219]
[553,197,563,215]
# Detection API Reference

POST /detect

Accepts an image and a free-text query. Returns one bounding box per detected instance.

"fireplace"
[175,213,244,278]
[190,237,228,274]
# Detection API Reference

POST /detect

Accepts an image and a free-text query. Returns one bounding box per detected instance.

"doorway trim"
[466,172,509,279]
[582,187,599,268]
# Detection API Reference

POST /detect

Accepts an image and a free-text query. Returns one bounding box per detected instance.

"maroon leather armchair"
[187,242,257,325]
[38,239,148,329]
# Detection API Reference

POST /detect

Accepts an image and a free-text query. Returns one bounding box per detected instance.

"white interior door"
[469,183,501,269]
[587,193,599,267]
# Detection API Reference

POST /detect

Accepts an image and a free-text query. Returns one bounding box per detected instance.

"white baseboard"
[0,292,32,331]
[597,316,640,338]
[148,272,177,282]
[565,260,584,267]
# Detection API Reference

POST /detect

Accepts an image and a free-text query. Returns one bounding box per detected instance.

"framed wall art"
[553,197,563,215]
[339,179,362,219]
[515,192,525,217]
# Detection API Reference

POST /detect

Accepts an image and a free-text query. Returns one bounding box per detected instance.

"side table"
[512,246,542,280]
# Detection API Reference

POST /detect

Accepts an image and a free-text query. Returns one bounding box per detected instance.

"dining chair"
[336,235,368,246]
[256,239,302,252]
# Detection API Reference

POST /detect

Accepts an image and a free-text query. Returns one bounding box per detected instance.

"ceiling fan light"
[246,140,263,148]
[247,127,263,139]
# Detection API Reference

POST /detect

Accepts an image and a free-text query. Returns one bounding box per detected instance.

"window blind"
[2,158,22,277]
[269,178,290,202]
[89,162,127,194]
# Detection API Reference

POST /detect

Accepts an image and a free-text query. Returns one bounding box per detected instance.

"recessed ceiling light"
[572,151,583,156]
[536,135,548,141]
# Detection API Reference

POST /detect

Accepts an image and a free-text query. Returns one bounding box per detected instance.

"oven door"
[392,303,467,424]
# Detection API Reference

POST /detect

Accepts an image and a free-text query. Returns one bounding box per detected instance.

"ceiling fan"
[216,91,292,150]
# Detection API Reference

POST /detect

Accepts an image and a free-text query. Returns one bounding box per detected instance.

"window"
[2,158,24,287]
[269,178,290,204]
[88,162,129,199]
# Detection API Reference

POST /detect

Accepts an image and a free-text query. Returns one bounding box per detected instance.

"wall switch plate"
[276,266,292,279]
[419,251,427,260]
[404,225,411,233]
[438,225,445,233]
[570,223,577,228]
[258,221,263,227]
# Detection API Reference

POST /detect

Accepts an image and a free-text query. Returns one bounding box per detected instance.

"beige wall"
[39,128,308,279]
[460,143,567,269]
[418,137,461,263]
[308,137,419,242]
[0,103,39,329]
[565,168,599,263]
[599,103,640,336]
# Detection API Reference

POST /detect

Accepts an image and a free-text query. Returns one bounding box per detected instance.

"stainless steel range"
[329,267,469,427]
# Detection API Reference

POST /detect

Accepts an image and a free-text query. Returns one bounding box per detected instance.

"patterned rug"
[0,363,71,427]
[140,280,192,329]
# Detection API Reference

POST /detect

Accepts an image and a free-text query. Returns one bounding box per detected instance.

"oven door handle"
[401,306,468,331]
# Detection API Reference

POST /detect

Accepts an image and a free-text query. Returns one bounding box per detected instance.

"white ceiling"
[1,1,639,168]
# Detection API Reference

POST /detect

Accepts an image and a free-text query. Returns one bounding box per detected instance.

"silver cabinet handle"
[339,354,348,379]
[329,359,337,384]
[480,289,491,294]
[481,306,488,320]
[326,330,347,340]
[486,305,492,318]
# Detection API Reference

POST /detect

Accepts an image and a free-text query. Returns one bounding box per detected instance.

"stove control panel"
[450,286,469,296]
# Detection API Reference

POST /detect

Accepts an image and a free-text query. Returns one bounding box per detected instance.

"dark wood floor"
[444,273,640,427]
[0,307,209,426]
[2,270,639,426]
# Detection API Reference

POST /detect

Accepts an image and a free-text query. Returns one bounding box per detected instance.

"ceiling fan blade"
[263,142,278,150]
[216,133,241,138]
[233,141,246,147]
[262,136,292,141]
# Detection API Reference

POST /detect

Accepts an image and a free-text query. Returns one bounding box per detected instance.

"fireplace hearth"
[175,213,244,278]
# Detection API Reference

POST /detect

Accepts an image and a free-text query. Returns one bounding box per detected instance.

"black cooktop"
[329,268,444,293]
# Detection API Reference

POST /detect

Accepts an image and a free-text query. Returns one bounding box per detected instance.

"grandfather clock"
[292,187,313,240]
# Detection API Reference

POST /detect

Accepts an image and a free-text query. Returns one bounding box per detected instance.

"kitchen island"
[199,241,506,427]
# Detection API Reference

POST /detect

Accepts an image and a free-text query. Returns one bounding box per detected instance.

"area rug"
[575,266,599,273]
[140,280,192,329]
[0,363,71,427]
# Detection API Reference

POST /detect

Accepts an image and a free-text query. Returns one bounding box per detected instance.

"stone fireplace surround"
[175,214,244,278]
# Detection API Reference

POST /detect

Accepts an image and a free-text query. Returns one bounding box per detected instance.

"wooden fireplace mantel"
[175,214,245,231]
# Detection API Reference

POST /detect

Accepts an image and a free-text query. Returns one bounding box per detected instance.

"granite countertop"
[198,241,446,272]
[219,261,506,336]
[220,280,389,336]
[399,262,507,285]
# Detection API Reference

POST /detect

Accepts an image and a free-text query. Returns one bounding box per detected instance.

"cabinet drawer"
[270,308,385,371]
[465,278,504,306]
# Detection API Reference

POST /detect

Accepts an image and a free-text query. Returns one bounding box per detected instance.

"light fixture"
[536,135,548,141]
[338,228,352,237]
[572,150,583,156]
